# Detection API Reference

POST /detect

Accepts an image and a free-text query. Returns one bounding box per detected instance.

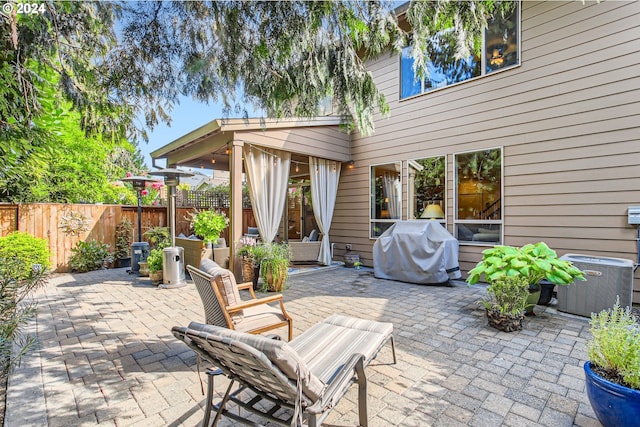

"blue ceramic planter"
[584,361,640,427]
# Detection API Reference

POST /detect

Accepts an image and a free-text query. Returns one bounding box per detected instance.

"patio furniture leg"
[390,336,397,364]
[203,369,223,427]
[210,379,236,427]
[356,358,368,427]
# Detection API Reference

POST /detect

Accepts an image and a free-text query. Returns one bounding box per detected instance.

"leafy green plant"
[114,217,133,259]
[467,242,585,285]
[480,276,530,316]
[587,300,640,390]
[69,240,113,273]
[0,232,50,280]
[259,243,291,292]
[0,258,48,376]
[143,226,170,250]
[191,210,229,245]
[147,249,163,274]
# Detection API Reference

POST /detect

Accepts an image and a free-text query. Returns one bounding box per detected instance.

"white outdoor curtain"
[243,145,291,244]
[383,172,401,219]
[309,157,341,265]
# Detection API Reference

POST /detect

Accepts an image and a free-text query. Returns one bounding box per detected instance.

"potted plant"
[114,218,133,268]
[584,300,640,427]
[259,242,291,292]
[477,276,530,332]
[467,242,585,314]
[143,226,170,250]
[147,249,163,285]
[237,236,259,282]
[191,210,229,247]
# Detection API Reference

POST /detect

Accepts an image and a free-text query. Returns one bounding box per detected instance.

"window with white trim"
[454,148,503,245]
[408,156,446,223]
[370,162,402,238]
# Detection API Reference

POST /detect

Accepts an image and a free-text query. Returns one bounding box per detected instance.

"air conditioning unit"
[557,254,634,317]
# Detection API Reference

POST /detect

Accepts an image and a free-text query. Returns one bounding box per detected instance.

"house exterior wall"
[237,126,351,162]
[334,1,640,301]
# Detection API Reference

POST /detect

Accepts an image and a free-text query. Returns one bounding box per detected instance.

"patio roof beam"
[164,137,232,168]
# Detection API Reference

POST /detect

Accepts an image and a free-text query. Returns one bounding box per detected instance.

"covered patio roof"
[150,115,352,278]
[150,116,351,171]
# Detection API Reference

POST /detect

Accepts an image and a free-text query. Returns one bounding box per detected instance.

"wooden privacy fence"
[0,203,256,272]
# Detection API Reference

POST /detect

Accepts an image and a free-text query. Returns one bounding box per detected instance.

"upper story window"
[400,3,519,99]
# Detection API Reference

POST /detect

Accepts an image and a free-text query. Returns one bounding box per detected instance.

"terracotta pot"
[138,261,149,277]
[264,270,286,292]
[149,270,163,285]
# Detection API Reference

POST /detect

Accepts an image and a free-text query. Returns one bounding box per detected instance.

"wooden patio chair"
[172,314,396,427]
[187,259,293,341]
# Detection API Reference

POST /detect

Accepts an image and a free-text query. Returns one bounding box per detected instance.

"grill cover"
[373,220,461,284]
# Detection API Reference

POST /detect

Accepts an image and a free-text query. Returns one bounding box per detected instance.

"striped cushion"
[187,322,325,401]
[199,259,244,323]
[290,315,393,385]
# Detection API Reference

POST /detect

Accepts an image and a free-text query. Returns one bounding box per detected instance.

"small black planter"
[116,257,131,268]
[537,280,555,305]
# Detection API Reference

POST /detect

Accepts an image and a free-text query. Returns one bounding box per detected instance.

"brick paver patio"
[6,267,601,426]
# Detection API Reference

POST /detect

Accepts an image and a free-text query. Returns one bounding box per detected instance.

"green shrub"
[191,210,229,244]
[587,300,640,390]
[0,258,48,376]
[69,240,113,272]
[114,218,133,259]
[0,232,50,279]
[480,276,530,315]
[143,226,170,250]
[147,249,163,273]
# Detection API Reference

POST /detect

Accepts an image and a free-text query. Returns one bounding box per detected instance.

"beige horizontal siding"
[333,0,640,302]
[238,126,350,161]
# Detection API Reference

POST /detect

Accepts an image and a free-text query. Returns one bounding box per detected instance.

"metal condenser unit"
[557,254,634,317]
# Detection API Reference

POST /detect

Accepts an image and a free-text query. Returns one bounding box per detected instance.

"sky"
[138,96,260,171]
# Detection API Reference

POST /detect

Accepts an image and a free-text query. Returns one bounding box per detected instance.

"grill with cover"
[373,220,461,285]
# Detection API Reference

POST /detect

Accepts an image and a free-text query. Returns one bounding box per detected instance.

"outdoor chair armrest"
[226,294,284,313]
[237,282,254,290]
[237,282,257,299]
[307,353,366,415]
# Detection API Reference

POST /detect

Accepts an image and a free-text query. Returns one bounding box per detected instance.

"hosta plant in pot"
[478,276,530,332]
[467,242,585,314]
[584,300,640,427]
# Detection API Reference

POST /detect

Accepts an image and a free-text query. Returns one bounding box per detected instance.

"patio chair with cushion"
[172,314,396,426]
[188,259,293,341]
